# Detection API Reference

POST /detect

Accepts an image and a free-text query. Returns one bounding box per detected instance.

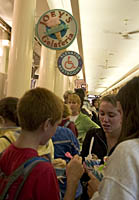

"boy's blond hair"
[17,87,63,131]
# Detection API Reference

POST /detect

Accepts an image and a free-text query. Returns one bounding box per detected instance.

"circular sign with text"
[57,51,83,76]
[36,9,78,50]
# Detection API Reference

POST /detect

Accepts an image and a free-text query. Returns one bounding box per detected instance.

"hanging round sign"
[57,51,83,76]
[36,9,78,50]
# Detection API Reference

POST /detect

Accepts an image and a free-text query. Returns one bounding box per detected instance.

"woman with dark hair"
[116,77,139,143]
[89,76,139,200]
[81,94,121,162]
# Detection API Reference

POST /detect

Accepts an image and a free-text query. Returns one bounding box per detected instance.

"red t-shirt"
[0,144,60,200]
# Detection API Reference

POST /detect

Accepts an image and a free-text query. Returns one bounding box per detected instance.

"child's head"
[0,97,19,126]
[68,94,81,106]
[68,94,81,114]
[17,87,64,131]
[99,94,121,137]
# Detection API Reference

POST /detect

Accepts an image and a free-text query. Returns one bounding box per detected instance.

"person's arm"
[64,155,84,200]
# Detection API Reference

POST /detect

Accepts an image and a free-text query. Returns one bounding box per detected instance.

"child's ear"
[41,119,51,132]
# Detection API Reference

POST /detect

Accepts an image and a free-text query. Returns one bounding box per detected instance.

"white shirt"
[91,139,139,200]
[70,115,79,122]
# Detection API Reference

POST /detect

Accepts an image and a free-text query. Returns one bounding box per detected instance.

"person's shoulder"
[79,112,91,121]
[116,139,139,154]
[108,139,139,166]
[56,126,71,133]
[81,113,100,128]
[106,139,139,176]
[54,126,74,138]
[33,159,55,174]
[62,126,76,138]
[4,131,16,140]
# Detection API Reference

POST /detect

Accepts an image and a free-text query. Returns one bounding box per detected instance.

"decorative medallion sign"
[57,51,83,76]
[36,9,78,50]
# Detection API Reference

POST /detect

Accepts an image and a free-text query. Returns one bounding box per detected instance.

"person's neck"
[14,130,42,150]
[105,130,120,150]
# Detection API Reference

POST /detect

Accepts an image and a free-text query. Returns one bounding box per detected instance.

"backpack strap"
[64,120,70,128]
[0,157,48,200]
[0,135,12,144]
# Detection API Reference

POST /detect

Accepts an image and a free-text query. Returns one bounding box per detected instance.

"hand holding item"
[87,171,100,198]
[64,155,84,200]
[66,155,84,183]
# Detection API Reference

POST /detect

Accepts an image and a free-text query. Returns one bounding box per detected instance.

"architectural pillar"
[54,50,66,99]
[0,31,10,74]
[7,0,36,97]
[54,67,65,99]
[69,76,76,91]
[37,46,56,92]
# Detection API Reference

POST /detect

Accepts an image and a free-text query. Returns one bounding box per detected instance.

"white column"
[68,76,76,91]
[0,31,10,74]
[7,0,36,97]
[37,46,56,92]
[54,67,65,99]
[63,76,69,92]
[54,50,66,99]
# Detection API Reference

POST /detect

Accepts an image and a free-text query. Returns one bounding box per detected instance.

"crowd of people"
[0,76,138,200]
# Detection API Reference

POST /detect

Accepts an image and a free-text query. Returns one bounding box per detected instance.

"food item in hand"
[52,158,66,168]
[85,154,103,181]
[85,154,101,167]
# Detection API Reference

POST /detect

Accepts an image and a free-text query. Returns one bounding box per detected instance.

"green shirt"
[75,112,100,147]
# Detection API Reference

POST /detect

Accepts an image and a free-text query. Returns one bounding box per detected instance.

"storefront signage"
[36,9,77,50]
[57,51,83,76]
